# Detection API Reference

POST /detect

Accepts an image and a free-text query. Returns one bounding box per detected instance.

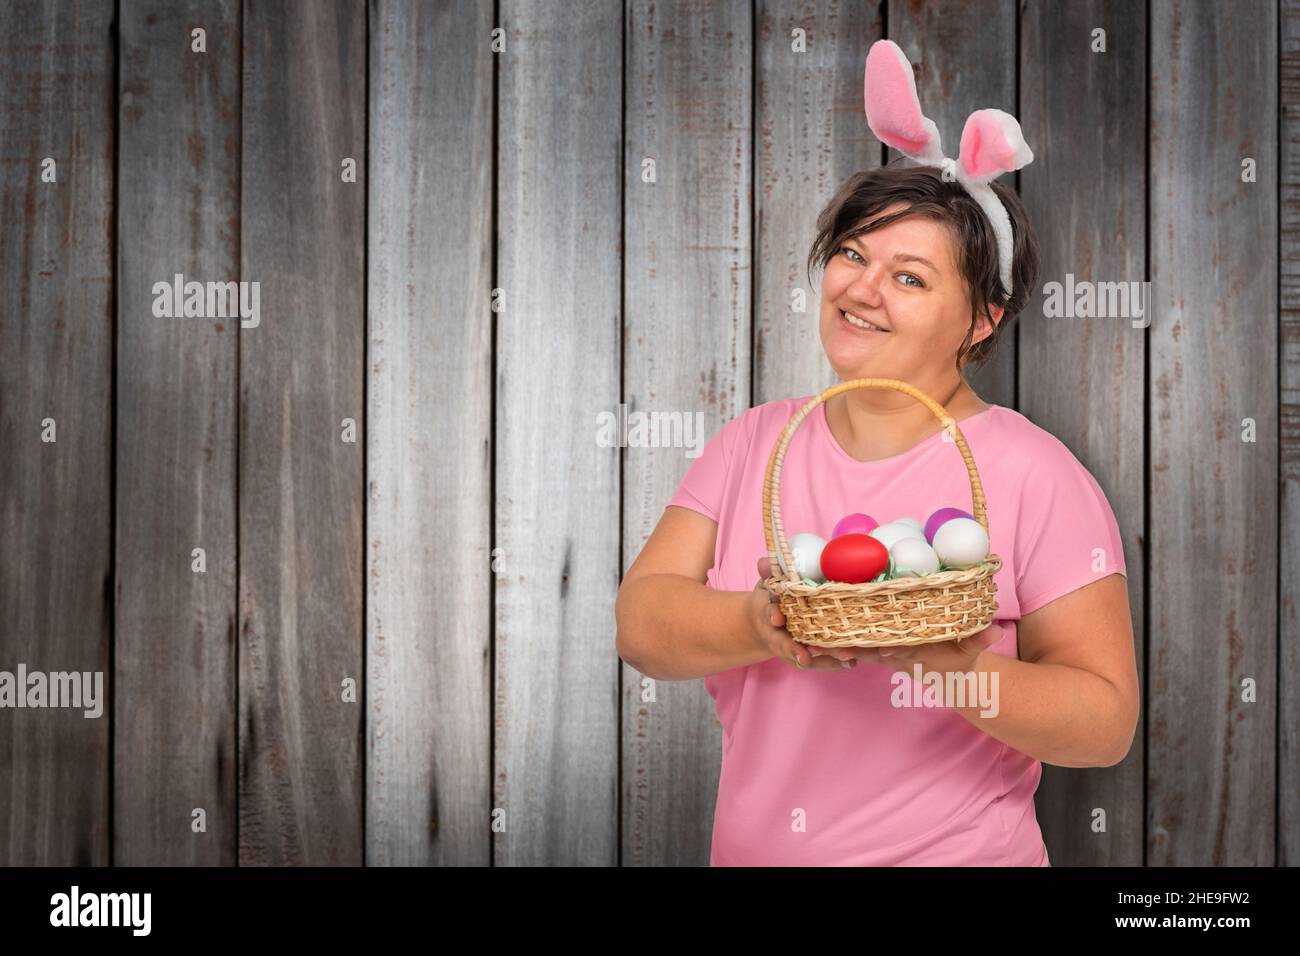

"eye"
[840,246,865,264]
[898,273,925,289]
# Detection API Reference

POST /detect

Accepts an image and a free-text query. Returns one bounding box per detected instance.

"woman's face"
[818,204,997,383]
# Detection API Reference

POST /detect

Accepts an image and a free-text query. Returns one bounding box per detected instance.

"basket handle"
[762,379,990,584]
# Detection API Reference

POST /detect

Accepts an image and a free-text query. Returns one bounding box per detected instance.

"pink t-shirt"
[666,396,1127,866]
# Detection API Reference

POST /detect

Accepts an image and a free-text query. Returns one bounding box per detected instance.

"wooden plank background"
[115,0,240,867]
[622,0,753,867]
[238,0,366,866]
[0,0,113,866]
[1020,0,1147,867]
[498,0,622,866]
[0,0,1292,867]
[1148,0,1279,866]
[367,0,493,865]
[1282,0,1300,868]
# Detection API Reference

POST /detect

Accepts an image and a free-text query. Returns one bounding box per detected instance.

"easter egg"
[819,533,889,584]
[868,521,925,552]
[894,516,924,533]
[788,533,827,582]
[832,512,878,538]
[931,517,989,569]
[924,507,974,543]
[890,537,940,577]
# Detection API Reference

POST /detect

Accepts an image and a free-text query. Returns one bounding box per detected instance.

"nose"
[844,261,886,307]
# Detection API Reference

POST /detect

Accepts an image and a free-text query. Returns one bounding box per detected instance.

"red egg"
[819,533,889,584]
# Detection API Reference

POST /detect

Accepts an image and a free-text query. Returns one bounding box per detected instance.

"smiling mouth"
[841,310,890,333]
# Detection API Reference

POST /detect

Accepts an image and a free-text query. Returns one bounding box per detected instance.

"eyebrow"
[843,237,938,272]
[891,252,938,271]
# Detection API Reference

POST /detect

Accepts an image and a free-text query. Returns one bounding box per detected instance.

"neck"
[826,371,986,463]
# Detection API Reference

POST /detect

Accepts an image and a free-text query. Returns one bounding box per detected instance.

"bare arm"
[869,573,1140,768]
[983,573,1140,767]
[615,506,856,680]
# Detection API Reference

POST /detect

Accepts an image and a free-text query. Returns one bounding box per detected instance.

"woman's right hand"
[749,557,865,671]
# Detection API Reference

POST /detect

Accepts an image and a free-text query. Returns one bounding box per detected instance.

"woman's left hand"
[827,623,1004,676]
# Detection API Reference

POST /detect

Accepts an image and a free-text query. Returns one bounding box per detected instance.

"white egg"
[788,533,827,583]
[894,516,924,533]
[890,537,940,577]
[868,521,925,552]
[931,517,989,569]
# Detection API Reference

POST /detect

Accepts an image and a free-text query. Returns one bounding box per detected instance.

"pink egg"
[924,507,974,543]
[832,512,878,538]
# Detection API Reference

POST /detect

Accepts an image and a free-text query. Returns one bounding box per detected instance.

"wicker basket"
[762,378,1002,647]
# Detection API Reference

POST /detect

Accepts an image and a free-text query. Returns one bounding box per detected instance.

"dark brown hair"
[807,161,1039,372]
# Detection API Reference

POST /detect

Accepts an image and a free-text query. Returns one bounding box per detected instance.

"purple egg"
[924,507,974,543]
[832,512,878,538]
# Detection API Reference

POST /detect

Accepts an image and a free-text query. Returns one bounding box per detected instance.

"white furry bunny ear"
[956,109,1034,185]
[953,109,1035,296]
[863,40,945,166]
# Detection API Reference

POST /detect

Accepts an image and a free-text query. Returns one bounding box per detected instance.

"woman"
[614,165,1140,866]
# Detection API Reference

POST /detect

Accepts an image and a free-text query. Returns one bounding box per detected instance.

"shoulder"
[979,409,1128,606]
[713,395,816,453]
[979,407,1119,530]
[979,405,1096,478]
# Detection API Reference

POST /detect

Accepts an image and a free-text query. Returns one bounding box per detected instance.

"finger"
[809,644,860,661]
[784,639,856,671]
[966,623,1002,646]
[756,555,772,580]
[952,628,999,656]
[788,651,852,671]
[784,640,813,669]
[803,642,876,660]
[788,640,809,667]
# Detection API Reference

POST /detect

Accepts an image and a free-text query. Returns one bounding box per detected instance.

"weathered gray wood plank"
[754,0,881,404]
[887,1,1017,408]
[1149,0,1277,865]
[1279,0,1300,867]
[366,0,493,865]
[622,0,753,866]
[494,1,622,865]
[239,0,365,865]
[0,0,114,867]
[114,0,240,866]
[1019,0,1147,867]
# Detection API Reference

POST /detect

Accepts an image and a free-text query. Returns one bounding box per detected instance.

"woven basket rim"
[765,554,1002,597]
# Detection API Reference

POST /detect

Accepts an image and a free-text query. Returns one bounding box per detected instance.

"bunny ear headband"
[863,39,1034,297]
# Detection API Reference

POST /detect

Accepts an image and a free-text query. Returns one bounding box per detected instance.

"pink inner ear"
[864,41,933,155]
[960,111,1017,179]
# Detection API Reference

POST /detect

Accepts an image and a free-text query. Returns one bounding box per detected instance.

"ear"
[973,303,1005,344]
[863,40,945,165]
[957,109,1034,184]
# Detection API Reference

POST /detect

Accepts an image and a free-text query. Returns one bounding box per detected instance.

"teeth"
[843,311,886,332]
